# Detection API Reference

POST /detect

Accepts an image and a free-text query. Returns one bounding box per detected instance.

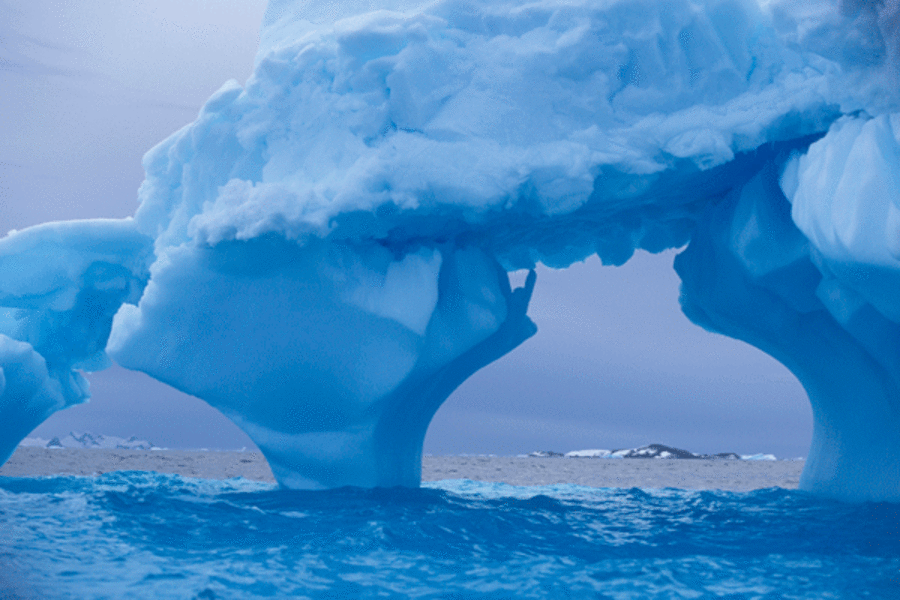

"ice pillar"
[675,156,900,502]
[108,239,535,489]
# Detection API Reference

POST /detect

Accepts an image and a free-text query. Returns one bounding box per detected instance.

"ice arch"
[1,0,899,500]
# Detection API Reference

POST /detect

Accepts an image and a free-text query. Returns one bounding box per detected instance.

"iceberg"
[1,0,899,499]
[0,220,152,465]
[741,454,778,461]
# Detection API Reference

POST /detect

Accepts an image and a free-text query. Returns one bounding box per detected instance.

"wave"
[1,471,897,599]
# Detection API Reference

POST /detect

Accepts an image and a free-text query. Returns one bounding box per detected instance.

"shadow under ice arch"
[1,0,900,500]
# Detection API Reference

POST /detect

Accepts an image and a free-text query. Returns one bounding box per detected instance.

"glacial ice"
[0,220,152,465]
[108,241,537,488]
[2,0,900,499]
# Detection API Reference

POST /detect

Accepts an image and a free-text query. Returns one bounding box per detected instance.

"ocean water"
[0,472,897,599]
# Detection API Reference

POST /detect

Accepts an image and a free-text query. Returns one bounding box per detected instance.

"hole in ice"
[425,251,812,459]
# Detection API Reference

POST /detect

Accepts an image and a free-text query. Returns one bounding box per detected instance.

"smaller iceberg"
[0,220,153,465]
[17,437,52,448]
[740,454,778,461]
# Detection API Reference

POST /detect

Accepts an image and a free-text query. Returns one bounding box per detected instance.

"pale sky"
[1,0,812,457]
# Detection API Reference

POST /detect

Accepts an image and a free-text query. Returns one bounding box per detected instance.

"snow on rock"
[564,444,744,459]
[528,451,566,458]
[0,0,899,498]
[564,449,613,458]
[44,432,158,451]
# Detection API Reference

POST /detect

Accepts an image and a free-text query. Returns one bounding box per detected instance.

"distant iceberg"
[0,0,899,500]
[17,437,51,449]
[740,453,778,461]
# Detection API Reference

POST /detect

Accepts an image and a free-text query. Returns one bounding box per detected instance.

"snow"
[134,0,849,270]
[17,437,52,449]
[563,445,757,459]
[42,432,158,451]
[741,454,778,461]
[565,449,613,458]
[0,0,899,498]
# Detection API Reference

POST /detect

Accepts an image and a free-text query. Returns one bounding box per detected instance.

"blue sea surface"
[0,472,897,599]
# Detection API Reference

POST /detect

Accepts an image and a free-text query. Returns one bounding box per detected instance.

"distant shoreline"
[1,447,804,491]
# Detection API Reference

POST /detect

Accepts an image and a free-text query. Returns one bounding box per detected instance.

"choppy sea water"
[0,472,898,599]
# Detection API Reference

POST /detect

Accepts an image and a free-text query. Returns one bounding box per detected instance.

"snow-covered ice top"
[136,0,836,268]
[132,0,890,269]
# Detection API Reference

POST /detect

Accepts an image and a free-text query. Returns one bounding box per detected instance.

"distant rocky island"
[20,432,159,451]
[530,444,778,461]
[19,436,780,461]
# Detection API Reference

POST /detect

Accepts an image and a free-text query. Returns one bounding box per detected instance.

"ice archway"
[1,0,899,500]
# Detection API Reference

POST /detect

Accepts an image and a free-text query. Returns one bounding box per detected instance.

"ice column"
[676,147,900,502]
[108,239,535,489]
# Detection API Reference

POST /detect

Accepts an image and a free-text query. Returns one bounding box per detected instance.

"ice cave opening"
[423,254,812,460]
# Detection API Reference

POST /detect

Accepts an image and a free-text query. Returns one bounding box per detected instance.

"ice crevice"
[1,0,900,499]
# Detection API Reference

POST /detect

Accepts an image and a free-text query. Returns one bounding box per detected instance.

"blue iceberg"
[0,219,152,465]
[2,0,899,500]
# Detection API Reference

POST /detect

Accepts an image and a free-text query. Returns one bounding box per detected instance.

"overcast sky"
[1,0,812,457]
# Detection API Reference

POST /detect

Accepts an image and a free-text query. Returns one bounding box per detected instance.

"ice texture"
[2,0,900,498]
[133,0,846,271]
[0,220,152,465]
[675,132,900,501]
[109,241,536,488]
